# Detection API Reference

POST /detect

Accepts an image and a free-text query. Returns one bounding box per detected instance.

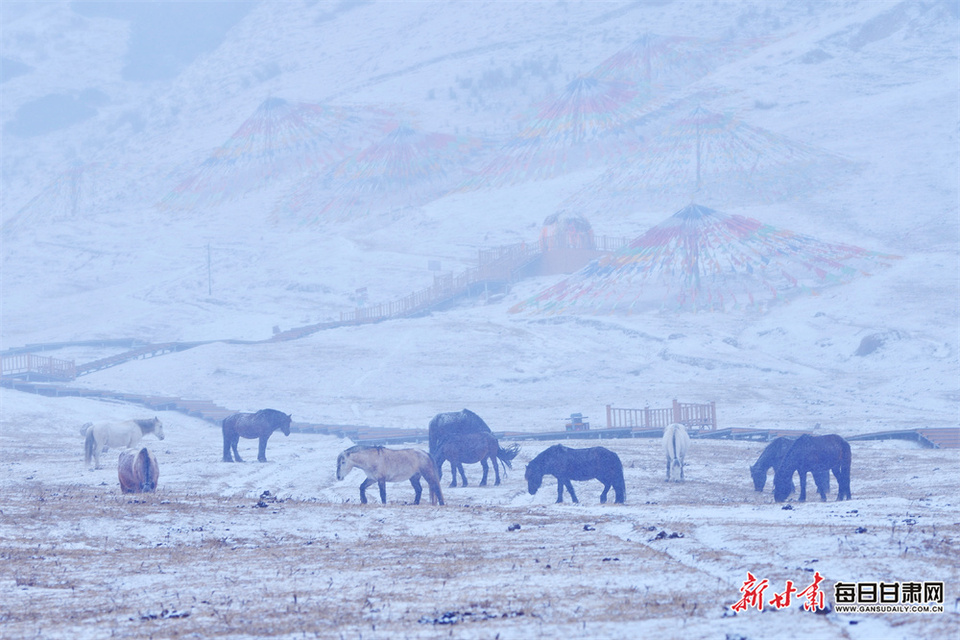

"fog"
[1,2,958,638]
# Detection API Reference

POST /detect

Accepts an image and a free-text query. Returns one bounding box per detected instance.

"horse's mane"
[255,408,289,421]
[133,418,157,431]
[341,444,383,455]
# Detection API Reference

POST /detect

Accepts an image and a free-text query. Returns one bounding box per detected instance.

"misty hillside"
[1,1,957,433]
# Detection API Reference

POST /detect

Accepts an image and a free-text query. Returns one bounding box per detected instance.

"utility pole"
[207,243,212,296]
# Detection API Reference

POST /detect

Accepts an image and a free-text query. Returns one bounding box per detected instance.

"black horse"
[434,432,521,487]
[749,437,795,491]
[428,409,492,460]
[773,434,852,502]
[525,444,625,504]
[222,409,292,462]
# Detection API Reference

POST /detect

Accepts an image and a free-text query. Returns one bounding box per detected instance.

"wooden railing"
[341,242,542,324]
[606,400,716,431]
[340,233,629,326]
[537,235,629,253]
[1,353,77,380]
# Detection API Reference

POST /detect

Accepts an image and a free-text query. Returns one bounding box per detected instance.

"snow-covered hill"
[2,1,957,428]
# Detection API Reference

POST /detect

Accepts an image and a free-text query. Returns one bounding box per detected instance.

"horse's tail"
[84,429,96,466]
[497,443,521,470]
[614,467,626,504]
[839,439,852,500]
[421,454,445,506]
[672,426,679,466]
[139,449,155,491]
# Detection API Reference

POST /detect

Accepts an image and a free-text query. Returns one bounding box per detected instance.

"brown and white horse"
[118,447,160,493]
[85,418,164,470]
[336,445,444,505]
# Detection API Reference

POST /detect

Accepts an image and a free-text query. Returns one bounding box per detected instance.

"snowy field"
[1,390,958,639]
[2,1,959,638]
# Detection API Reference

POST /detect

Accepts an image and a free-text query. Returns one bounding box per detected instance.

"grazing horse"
[525,444,625,504]
[662,423,690,482]
[221,409,291,463]
[749,437,795,491]
[118,447,159,493]
[428,409,492,461]
[434,432,520,487]
[84,418,164,470]
[336,445,444,505]
[773,434,852,503]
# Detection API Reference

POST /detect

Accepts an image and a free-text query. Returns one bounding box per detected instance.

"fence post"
[606,404,612,429]
[673,399,681,424]
[711,401,717,430]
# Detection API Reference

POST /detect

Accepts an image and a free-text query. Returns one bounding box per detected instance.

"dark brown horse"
[428,409,492,461]
[434,432,520,487]
[222,409,291,462]
[749,437,795,491]
[118,447,159,493]
[525,444,625,504]
[773,434,852,502]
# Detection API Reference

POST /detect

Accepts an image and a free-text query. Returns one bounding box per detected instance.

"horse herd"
[82,407,853,505]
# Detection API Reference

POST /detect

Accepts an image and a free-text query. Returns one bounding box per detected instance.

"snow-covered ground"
[1,1,958,638]
[1,390,958,639]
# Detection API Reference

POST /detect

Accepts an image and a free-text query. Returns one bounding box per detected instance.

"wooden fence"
[341,242,541,324]
[606,400,717,431]
[1,353,76,381]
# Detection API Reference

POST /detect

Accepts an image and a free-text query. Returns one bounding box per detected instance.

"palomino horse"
[222,409,292,463]
[773,434,852,502]
[749,437,795,491]
[336,445,444,505]
[663,423,690,482]
[118,447,159,493]
[525,444,625,504]
[428,409,492,461]
[434,432,520,487]
[84,418,164,470]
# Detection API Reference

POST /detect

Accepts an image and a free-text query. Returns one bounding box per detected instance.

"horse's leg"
[222,431,234,462]
[679,457,685,482]
[600,482,610,504]
[258,436,268,463]
[565,480,579,504]
[492,455,501,486]
[479,458,489,486]
[378,479,387,504]
[556,478,565,503]
[665,457,671,482]
[457,463,468,487]
[232,434,243,462]
[816,470,830,501]
[447,461,457,488]
[798,471,808,501]
[410,474,423,505]
[838,467,851,501]
[359,478,374,504]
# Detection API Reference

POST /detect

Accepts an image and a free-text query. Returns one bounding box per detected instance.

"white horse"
[84,418,164,470]
[663,423,690,482]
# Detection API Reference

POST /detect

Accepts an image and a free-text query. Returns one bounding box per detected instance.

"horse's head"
[524,464,542,495]
[152,417,165,440]
[280,413,292,436]
[335,452,352,481]
[772,475,794,503]
[749,464,766,491]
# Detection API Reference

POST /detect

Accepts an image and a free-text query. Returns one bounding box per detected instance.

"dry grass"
[1,425,958,639]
